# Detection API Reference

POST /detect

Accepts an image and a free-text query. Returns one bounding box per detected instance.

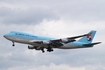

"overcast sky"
[0,0,105,70]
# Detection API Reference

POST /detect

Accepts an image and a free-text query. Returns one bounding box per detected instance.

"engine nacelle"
[28,46,41,50]
[42,41,50,44]
[34,46,41,50]
[61,38,68,43]
[61,38,76,43]
[28,46,35,49]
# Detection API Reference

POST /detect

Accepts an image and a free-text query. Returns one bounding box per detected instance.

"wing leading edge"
[51,34,88,43]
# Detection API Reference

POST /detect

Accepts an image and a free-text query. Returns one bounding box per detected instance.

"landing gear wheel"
[47,49,53,52]
[12,42,15,46]
[41,48,45,53]
[47,44,53,52]
[42,50,45,53]
[12,44,15,46]
[47,49,51,52]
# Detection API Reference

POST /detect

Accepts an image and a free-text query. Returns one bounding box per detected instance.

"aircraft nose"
[3,34,9,38]
[4,34,7,38]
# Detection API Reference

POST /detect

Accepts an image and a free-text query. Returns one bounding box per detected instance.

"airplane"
[3,30,101,53]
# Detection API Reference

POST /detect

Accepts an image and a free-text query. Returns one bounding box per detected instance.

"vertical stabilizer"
[78,30,96,43]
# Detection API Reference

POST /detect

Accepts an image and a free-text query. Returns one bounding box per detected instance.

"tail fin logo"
[86,34,92,41]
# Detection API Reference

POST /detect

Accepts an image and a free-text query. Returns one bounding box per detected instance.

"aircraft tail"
[78,30,96,43]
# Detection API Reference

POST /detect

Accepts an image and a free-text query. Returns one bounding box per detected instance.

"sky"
[0,0,105,70]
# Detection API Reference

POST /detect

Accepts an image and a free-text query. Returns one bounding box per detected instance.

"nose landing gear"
[12,42,15,46]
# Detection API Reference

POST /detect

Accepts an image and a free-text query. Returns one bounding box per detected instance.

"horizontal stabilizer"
[83,42,101,47]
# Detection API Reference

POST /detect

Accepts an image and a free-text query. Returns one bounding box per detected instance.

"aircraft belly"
[7,36,48,47]
[59,44,82,49]
[14,38,30,44]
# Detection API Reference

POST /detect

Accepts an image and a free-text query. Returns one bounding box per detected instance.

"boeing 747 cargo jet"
[4,30,101,53]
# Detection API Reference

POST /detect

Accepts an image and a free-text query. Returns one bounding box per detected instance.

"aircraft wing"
[50,33,88,43]
[30,33,88,47]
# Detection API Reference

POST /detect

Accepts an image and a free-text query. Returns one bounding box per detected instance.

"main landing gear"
[47,44,53,52]
[41,48,45,53]
[40,45,53,53]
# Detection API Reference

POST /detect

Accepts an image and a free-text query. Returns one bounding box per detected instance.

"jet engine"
[61,38,76,43]
[28,46,35,49]
[28,46,41,50]
[42,41,50,44]
[34,46,41,50]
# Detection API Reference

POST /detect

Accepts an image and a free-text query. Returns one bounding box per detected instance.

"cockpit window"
[10,31,13,33]
[10,31,16,33]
